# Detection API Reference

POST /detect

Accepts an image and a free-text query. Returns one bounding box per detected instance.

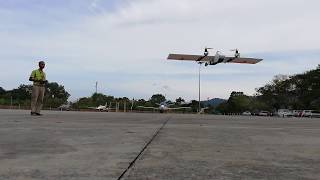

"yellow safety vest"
[30,69,46,86]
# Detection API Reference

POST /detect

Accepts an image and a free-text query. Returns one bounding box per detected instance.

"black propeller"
[204,47,213,56]
[231,48,240,58]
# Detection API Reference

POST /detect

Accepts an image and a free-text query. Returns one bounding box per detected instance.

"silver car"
[302,110,320,118]
[258,111,270,116]
[242,111,252,116]
[277,109,293,117]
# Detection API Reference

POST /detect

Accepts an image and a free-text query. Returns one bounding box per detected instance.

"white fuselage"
[158,103,174,113]
[96,105,108,111]
[205,51,227,66]
[159,104,166,110]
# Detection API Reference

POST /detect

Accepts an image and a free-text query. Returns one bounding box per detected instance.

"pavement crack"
[117,116,171,180]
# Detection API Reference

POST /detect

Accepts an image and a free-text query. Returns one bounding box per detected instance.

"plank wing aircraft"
[138,101,191,113]
[88,102,111,112]
[167,48,262,66]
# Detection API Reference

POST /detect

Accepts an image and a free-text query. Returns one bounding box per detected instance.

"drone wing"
[168,54,262,65]
[167,54,213,62]
[225,57,263,64]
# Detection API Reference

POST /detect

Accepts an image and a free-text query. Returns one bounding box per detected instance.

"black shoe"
[35,113,43,116]
[31,112,37,116]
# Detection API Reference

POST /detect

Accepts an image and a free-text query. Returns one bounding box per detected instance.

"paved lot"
[0,109,320,180]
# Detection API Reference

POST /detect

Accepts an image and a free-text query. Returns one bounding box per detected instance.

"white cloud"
[0,0,319,100]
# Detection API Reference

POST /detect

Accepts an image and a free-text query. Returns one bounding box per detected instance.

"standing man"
[29,61,48,116]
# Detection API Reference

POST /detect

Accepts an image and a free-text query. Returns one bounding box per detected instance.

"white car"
[277,109,293,117]
[302,110,312,117]
[242,111,252,116]
[58,104,71,111]
[258,111,270,116]
[302,110,320,118]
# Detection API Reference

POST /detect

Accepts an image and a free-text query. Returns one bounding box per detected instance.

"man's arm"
[29,78,47,85]
[29,77,36,81]
[29,71,35,82]
[29,71,48,84]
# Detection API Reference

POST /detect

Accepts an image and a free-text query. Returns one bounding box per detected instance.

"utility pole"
[198,63,202,113]
[131,98,134,112]
[95,81,98,94]
[116,102,119,112]
[51,94,55,111]
[197,47,211,113]
[10,96,13,109]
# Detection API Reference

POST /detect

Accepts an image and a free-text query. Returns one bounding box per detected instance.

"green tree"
[175,97,185,105]
[228,94,251,113]
[216,91,251,113]
[0,85,32,106]
[189,100,201,112]
[255,65,320,110]
[46,82,70,101]
[72,93,116,109]
[136,99,146,106]
[0,87,6,96]
[44,82,70,108]
[74,97,92,109]
[216,101,228,114]
[91,93,114,106]
[12,85,32,100]
[149,94,166,106]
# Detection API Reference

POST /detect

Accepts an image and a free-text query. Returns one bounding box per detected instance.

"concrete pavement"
[0,109,319,180]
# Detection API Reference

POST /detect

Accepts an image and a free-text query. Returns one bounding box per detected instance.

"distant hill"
[202,98,226,107]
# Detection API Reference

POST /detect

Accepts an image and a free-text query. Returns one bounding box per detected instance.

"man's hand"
[29,78,48,84]
[39,80,48,85]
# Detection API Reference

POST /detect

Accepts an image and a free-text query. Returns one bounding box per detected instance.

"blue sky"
[0,0,319,101]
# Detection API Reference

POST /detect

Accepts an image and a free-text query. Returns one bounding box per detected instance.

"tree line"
[1,65,319,112]
[216,64,320,113]
[0,85,193,111]
[0,82,70,108]
[72,93,196,112]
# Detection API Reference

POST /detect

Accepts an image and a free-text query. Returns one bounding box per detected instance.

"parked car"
[302,110,320,118]
[302,110,312,117]
[57,104,71,111]
[293,110,303,117]
[277,109,293,117]
[258,111,270,116]
[242,111,252,116]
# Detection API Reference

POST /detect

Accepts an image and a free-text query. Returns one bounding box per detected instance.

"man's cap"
[39,61,45,65]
